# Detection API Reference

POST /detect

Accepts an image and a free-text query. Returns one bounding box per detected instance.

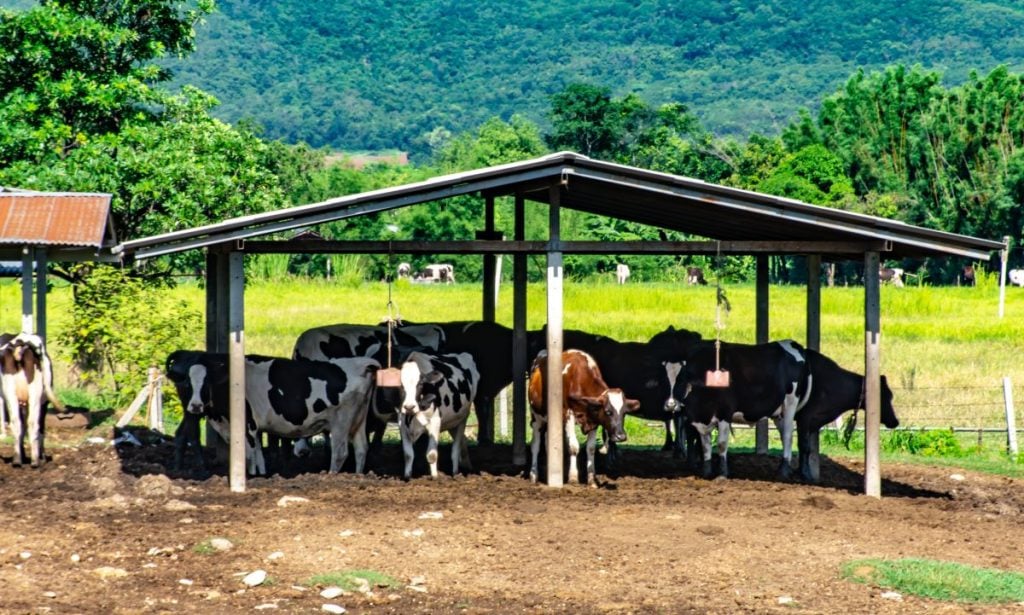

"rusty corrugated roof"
[0,192,113,248]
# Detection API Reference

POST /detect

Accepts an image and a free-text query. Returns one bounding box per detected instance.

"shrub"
[884,428,963,457]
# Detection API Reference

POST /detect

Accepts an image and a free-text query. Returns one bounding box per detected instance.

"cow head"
[662,361,687,414]
[571,388,639,443]
[400,359,442,425]
[880,375,899,428]
[166,351,226,416]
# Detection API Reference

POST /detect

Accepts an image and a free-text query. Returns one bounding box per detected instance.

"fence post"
[1004,377,1018,456]
[147,366,163,433]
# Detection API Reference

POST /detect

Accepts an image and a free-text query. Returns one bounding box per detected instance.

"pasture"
[1,277,1024,612]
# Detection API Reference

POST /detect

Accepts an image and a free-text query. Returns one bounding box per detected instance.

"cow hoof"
[660,442,673,452]
[701,463,713,479]
[529,473,538,484]
[713,474,728,481]
[777,461,794,480]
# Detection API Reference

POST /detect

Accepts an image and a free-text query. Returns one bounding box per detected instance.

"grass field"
[2,276,1024,450]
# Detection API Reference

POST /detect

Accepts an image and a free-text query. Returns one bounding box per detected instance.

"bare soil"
[1,422,1023,614]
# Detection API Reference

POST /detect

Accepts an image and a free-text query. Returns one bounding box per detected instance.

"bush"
[884,429,963,457]
[58,265,202,407]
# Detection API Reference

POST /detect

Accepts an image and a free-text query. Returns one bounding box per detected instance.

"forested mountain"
[156,0,1024,157]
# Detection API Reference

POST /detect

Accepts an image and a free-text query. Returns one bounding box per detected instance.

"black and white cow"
[1,333,63,467]
[165,350,378,475]
[676,340,812,479]
[795,349,899,483]
[398,351,479,480]
[686,267,707,285]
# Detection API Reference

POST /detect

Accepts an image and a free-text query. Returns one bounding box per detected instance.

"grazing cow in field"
[397,262,411,278]
[616,263,630,284]
[398,351,479,479]
[1008,269,1024,287]
[528,349,640,486]
[686,267,707,285]
[1,333,63,467]
[795,349,899,483]
[547,326,703,465]
[165,350,379,475]
[879,266,904,287]
[414,263,455,284]
[676,340,811,479]
[960,265,976,287]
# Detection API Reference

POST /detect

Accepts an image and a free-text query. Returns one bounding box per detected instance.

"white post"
[545,183,564,488]
[1004,377,1018,456]
[494,254,503,306]
[499,386,508,438]
[147,366,163,433]
[999,236,1010,319]
[21,246,33,334]
[864,251,882,498]
[228,251,247,493]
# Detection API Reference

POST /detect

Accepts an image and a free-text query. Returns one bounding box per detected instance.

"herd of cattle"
[158,320,899,486]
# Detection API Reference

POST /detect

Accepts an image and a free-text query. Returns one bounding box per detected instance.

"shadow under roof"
[113,152,1003,261]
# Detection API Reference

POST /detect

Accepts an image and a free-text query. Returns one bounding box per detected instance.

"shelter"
[0,188,116,338]
[112,152,1004,495]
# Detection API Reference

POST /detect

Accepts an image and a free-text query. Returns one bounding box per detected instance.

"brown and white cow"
[686,266,707,285]
[527,349,640,487]
[1,333,63,467]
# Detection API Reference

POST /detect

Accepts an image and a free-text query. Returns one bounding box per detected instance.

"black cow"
[677,340,811,479]
[165,350,378,475]
[686,267,707,285]
[547,326,703,466]
[398,351,479,479]
[795,349,899,483]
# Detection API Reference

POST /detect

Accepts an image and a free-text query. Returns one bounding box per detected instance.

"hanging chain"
[714,240,723,372]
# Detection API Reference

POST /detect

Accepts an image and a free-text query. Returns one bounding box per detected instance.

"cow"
[165,350,378,476]
[686,267,707,285]
[675,340,812,479]
[0,333,63,467]
[795,349,899,483]
[616,263,630,284]
[527,349,640,486]
[414,263,455,284]
[397,351,479,480]
[547,326,703,466]
[879,266,904,287]
[397,262,412,278]
[292,323,446,460]
[1008,269,1024,287]
[960,265,976,287]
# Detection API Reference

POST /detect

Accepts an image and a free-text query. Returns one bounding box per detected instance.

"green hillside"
[159,0,1024,156]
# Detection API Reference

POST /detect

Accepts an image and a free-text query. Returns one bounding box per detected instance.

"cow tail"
[842,409,858,449]
[34,338,65,412]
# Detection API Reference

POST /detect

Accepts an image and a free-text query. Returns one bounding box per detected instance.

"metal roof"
[114,152,1004,261]
[0,191,115,260]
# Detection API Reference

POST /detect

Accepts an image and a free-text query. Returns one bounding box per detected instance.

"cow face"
[167,355,226,416]
[880,375,899,428]
[573,388,639,443]
[400,359,439,425]
[662,361,686,414]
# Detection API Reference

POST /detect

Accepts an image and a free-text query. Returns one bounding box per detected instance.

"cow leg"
[799,427,821,484]
[529,412,544,483]
[476,397,494,446]
[449,420,469,476]
[399,419,415,480]
[672,413,687,459]
[426,412,442,479]
[716,421,731,478]
[585,429,599,488]
[328,424,351,474]
[685,423,702,470]
[9,401,25,467]
[661,418,674,451]
[351,417,369,475]
[693,422,714,478]
[246,420,266,476]
[565,412,580,484]
[774,390,799,480]
[27,393,44,467]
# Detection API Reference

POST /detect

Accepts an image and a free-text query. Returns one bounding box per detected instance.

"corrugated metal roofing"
[114,152,1004,261]
[0,192,113,248]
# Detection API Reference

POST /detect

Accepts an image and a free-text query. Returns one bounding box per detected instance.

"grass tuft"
[305,569,400,591]
[843,558,1024,603]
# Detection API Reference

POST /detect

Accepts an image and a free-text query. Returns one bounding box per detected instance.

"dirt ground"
[1,419,1023,614]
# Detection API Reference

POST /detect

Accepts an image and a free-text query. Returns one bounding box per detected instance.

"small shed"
[0,188,116,338]
[113,152,1004,495]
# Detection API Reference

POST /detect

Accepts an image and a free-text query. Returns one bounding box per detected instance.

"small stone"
[180,518,195,524]
[406,585,427,593]
[70,554,80,563]
[881,591,903,601]
[337,530,355,538]
[417,511,443,520]
[242,570,268,587]
[19,551,31,560]
[42,591,57,598]
[277,495,309,507]
[94,566,129,580]
[409,576,426,586]
[164,499,197,512]
[778,596,794,605]
[87,436,105,444]
[401,529,424,538]
[179,579,193,586]
[254,604,278,610]
[320,587,345,599]
[321,605,346,614]
[949,473,966,481]
[209,538,233,552]
[267,551,284,561]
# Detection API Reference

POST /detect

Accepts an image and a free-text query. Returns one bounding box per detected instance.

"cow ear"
[424,370,444,385]
[571,395,605,411]
[625,398,641,413]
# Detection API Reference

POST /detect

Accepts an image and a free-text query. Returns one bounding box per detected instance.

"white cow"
[616,263,631,284]
[1,333,63,467]
[1008,269,1024,287]
[414,264,455,284]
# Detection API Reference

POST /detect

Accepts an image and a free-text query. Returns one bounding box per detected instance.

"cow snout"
[664,398,679,413]
[613,430,628,443]
[187,402,205,415]
[402,403,417,414]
